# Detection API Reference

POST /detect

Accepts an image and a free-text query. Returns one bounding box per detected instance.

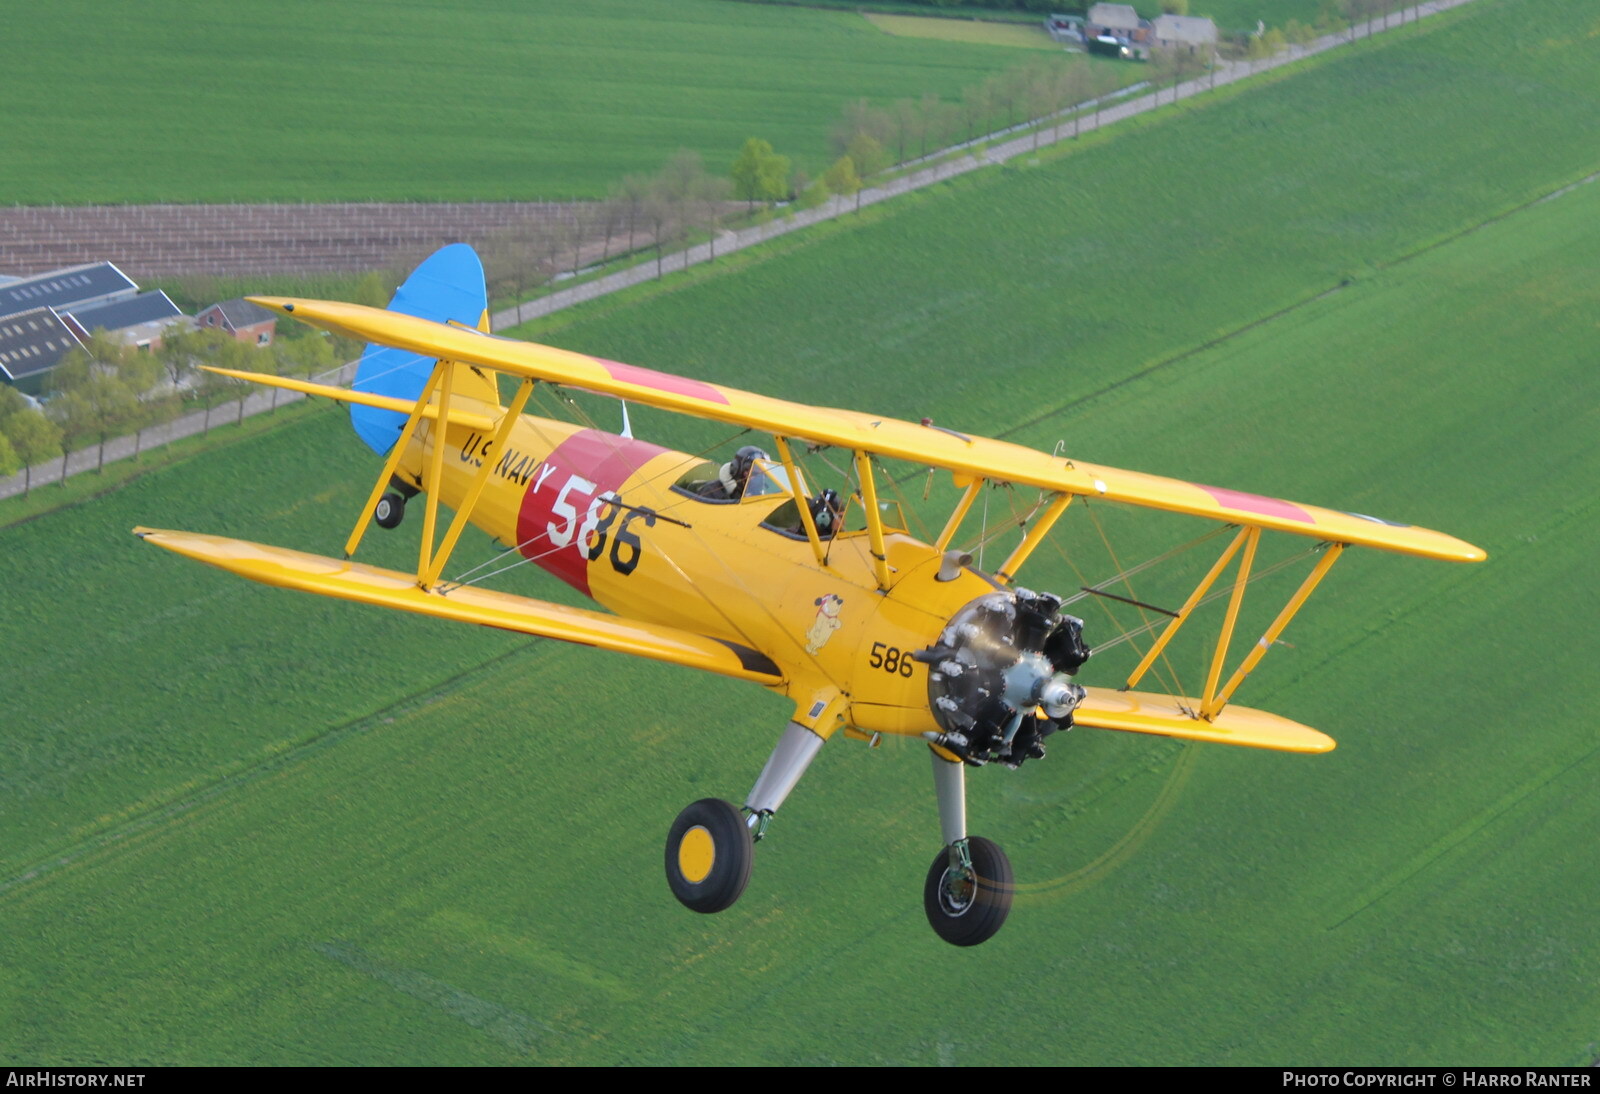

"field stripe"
[1325,742,1600,930]
[313,942,555,1053]
[0,642,544,902]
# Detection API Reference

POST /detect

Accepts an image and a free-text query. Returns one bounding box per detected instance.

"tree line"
[0,322,356,494]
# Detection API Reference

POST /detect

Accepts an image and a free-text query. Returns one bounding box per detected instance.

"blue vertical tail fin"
[349,244,501,456]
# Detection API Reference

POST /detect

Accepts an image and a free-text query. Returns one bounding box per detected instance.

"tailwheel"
[374,492,406,529]
[665,798,753,914]
[924,837,1013,947]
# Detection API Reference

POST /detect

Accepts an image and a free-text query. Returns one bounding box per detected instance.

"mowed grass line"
[1,0,1081,204]
[2,0,1597,1064]
[863,12,1060,49]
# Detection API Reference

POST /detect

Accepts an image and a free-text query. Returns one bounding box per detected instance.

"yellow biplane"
[135,247,1484,946]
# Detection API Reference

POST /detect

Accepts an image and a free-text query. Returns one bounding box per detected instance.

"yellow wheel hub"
[677,825,716,884]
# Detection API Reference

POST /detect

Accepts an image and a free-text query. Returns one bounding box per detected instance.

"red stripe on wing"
[1200,485,1314,524]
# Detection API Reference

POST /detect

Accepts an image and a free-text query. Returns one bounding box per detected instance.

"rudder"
[349,244,501,456]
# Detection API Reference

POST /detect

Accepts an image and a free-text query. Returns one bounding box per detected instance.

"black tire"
[665,798,753,914]
[374,492,406,530]
[923,836,1013,947]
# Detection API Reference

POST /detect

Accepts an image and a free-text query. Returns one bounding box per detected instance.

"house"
[1152,13,1219,53]
[1086,2,1149,44]
[196,298,277,347]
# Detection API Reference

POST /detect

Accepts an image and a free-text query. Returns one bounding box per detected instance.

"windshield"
[743,459,807,500]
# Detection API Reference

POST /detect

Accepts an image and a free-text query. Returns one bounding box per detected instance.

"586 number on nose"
[868,642,915,677]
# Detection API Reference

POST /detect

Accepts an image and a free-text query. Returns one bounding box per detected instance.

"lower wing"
[1075,687,1334,753]
[133,528,785,687]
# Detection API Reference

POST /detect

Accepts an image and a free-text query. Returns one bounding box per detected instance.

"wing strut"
[1201,542,1343,719]
[345,361,447,560]
[997,492,1073,583]
[340,357,537,592]
[935,477,985,553]
[1121,526,1346,720]
[1200,526,1261,716]
[1124,526,1251,691]
[773,436,826,565]
[853,450,892,590]
[417,361,456,584]
[421,377,536,589]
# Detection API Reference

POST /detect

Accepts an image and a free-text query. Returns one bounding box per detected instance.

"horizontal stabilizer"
[1075,686,1334,753]
[132,528,785,687]
[198,367,497,431]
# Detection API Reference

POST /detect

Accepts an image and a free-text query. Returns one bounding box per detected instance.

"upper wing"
[250,297,1486,563]
[133,528,785,687]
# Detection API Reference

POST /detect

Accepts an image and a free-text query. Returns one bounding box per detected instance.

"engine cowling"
[923,589,1091,768]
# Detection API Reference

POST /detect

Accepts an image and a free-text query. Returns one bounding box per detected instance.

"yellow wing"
[249,297,1485,564]
[1074,687,1333,753]
[133,528,785,686]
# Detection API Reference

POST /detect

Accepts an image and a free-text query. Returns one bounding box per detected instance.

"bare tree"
[832,99,893,160]
[961,80,994,143]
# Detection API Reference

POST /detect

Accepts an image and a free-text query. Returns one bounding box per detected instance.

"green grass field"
[2,0,1597,1065]
[0,0,1087,205]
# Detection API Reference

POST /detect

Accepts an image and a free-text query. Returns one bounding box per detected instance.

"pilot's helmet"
[719,445,769,497]
[730,445,767,487]
[732,446,767,478]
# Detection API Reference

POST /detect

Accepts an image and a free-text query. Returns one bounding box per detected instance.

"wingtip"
[246,295,295,315]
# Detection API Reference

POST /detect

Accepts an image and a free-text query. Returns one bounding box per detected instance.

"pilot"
[697,445,767,500]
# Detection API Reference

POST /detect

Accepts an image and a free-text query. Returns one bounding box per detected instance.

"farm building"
[0,261,189,394]
[196,298,277,346]
[0,261,137,317]
[70,290,186,352]
[1086,2,1150,44]
[0,307,86,395]
[1151,13,1219,53]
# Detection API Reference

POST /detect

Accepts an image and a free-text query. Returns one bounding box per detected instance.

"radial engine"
[922,589,1092,767]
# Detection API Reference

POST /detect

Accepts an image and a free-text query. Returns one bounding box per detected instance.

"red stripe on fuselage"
[516,430,672,596]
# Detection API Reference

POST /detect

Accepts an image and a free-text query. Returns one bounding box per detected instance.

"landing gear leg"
[742,720,826,840]
[664,721,826,915]
[924,748,1012,947]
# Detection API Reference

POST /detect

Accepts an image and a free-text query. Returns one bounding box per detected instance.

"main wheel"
[923,836,1013,947]
[374,492,406,529]
[665,798,753,914]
